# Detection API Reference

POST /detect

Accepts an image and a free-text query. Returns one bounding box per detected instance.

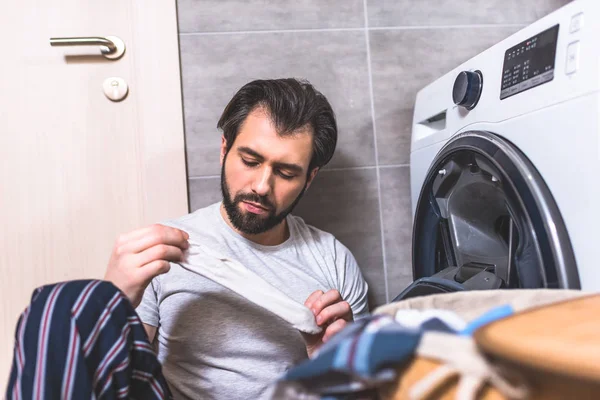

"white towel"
[177,240,322,335]
[409,332,528,400]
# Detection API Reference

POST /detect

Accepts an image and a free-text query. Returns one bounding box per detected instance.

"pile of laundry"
[276,305,528,400]
[171,239,586,399]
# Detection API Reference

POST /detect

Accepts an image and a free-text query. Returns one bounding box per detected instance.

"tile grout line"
[188,175,220,180]
[187,164,410,180]
[363,0,390,304]
[180,27,361,36]
[368,23,525,31]
[319,166,376,172]
[379,164,409,169]
[321,164,408,172]
[178,24,526,36]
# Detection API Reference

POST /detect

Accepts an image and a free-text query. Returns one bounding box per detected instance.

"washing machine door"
[403,131,579,299]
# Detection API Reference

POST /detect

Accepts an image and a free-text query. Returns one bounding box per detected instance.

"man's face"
[220,108,317,235]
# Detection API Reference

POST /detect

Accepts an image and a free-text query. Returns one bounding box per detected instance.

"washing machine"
[400,0,600,299]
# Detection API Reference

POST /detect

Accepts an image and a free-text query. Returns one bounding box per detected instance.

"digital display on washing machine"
[500,24,559,100]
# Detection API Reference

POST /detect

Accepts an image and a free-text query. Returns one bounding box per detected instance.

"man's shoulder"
[161,202,220,234]
[288,214,350,255]
[289,214,332,240]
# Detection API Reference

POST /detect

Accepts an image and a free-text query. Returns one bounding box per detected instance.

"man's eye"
[242,159,259,167]
[277,171,295,180]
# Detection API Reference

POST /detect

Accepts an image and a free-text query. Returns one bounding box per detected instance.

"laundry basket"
[374,289,600,400]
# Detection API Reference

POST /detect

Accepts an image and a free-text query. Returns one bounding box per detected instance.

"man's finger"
[311,289,342,316]
[304,290,324,310]
[115,225,158,244]
[137,259,171,284]
[323,319,347,343]
[316,301,352,326]
[121,225,189,255]
[135,244,185,267]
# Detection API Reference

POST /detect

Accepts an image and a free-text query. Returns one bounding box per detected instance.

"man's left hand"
[302,289,353,358]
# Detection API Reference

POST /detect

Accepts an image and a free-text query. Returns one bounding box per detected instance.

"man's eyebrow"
[237,146,264,161]
[237,146,304,174]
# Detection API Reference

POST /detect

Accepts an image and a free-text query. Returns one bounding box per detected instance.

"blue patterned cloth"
[6,280,172,400]
[280,305,513,397]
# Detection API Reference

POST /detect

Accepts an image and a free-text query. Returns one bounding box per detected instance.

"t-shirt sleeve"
[334,240,370,319]
[135,277,160,327]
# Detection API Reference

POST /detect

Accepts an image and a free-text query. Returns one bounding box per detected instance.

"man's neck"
[219,203,290,246]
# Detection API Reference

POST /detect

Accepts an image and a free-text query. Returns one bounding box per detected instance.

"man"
[105,78,369,399]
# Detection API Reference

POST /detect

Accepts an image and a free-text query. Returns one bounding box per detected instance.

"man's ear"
[220,136,228,166]
[305,167,319,190]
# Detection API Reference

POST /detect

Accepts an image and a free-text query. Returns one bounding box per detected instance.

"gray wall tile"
[367,0,572,27]
[370,27,517,165]
[188,177,222,212]
[188,168,387,308]
[379,166,413,300]
[178,0,568,311]
[293,169,386,308]
[180,31,374,177]
[177,0,364,33]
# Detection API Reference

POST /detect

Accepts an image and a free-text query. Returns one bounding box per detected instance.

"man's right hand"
[105,224,189,308]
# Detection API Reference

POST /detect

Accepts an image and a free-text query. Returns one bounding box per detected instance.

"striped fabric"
[6,280,171,400]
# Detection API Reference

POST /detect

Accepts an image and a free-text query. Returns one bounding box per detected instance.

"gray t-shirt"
[136,202,369,399]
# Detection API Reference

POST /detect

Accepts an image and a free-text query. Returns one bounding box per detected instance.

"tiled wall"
[177,0,571,308]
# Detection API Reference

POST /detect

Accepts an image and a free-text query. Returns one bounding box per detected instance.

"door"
[0,1,188,387]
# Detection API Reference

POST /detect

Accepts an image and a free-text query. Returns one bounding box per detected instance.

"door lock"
[103,77,129,102]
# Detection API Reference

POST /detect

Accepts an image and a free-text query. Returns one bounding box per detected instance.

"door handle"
[50,36,126,60]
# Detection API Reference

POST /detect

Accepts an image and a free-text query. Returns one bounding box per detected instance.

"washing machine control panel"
[500,24,559,100]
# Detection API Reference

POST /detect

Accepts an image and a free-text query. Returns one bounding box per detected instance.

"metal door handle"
[50,36,126,60]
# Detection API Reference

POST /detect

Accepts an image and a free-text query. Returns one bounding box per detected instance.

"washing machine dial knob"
[452,70,483,110]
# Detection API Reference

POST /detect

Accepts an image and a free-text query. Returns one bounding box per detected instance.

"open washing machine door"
[395,131,581,301]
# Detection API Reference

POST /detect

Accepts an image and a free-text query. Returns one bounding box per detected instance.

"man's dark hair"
[217,78,338,172]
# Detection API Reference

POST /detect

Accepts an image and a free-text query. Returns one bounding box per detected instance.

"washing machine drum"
[395,131,580,301]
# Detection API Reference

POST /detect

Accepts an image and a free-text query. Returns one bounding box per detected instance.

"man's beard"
[220,158,307,235]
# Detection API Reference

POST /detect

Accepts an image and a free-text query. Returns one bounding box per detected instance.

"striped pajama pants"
[5,280,172,399]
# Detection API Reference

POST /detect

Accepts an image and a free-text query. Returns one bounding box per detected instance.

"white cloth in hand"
[177,240,322,334]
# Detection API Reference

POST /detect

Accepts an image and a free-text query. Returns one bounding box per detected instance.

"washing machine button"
[570,12,583,33]
[566,41,580,75]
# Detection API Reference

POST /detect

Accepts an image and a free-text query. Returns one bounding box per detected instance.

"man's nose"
[251,167,273,197]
